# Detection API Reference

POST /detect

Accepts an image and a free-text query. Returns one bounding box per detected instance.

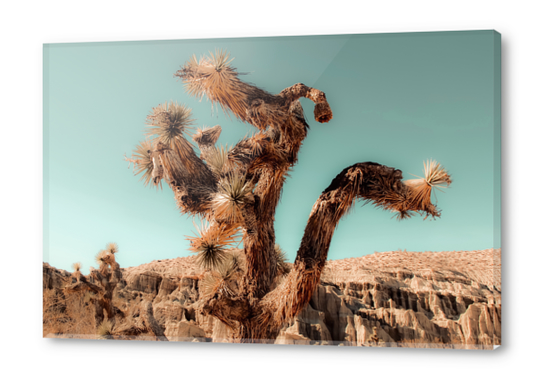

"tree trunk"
[222,162,436,342]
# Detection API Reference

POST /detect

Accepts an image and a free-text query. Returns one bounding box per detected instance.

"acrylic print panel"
[43,30,501,349]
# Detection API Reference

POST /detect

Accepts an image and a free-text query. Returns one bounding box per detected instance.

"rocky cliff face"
[43,249,501,349]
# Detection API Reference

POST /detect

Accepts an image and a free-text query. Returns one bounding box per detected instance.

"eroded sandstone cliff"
[43,249,501,349]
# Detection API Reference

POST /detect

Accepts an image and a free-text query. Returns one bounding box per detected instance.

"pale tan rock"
[354,316,372,346]
[164,320,206,341]
[125,270,162,294]
[43,249,501,349]
[43,263,70,289]
[288,303,332,342]
[211,318,233,343]
[275,328,311,345]
[458,303,500,348]
[343,316,357,346]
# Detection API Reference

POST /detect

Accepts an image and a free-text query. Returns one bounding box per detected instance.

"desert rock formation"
[43,249,501,349]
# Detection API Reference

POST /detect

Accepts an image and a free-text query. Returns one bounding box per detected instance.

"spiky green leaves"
[187,223,240,270]
[213,172,254,223]
[145,102,194,146]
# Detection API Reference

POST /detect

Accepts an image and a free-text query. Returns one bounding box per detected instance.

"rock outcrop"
[43,263,70,290]
[43,249,501,349]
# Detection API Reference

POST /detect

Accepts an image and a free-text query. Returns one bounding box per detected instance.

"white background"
[1,0,538,377]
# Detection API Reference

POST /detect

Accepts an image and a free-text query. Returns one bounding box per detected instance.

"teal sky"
[44,31,500,274]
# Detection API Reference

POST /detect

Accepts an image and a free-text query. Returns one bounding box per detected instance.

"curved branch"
[175,51,332,129]
[278,83,333,123]
[193,125,222,162]
[126,136,219,217]
[257,162,446,336]
[152,141,218,217]
[175,53,333,223]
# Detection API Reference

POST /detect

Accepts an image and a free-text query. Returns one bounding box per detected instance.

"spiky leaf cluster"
[213,172,254,223]
[205,144,232,176]
[187,223,240,270]
[95,250,107,266]
[200,250,245,298]
[403,159,451,215]
[217,250,245,281]
[71,262,82,272]
[145,101,194,146]
[423,159,452,187]
[174,50,252,120]
[200,272,224,298]
[105,242,119,255]
[127,139,156,187]
[94,242,120,268]
[97,319,113,339]
[273,244,290,276]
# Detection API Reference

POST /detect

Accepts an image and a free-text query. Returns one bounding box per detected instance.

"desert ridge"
[43,248,500,349]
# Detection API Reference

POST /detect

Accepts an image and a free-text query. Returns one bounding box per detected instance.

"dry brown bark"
[126,51,449,342]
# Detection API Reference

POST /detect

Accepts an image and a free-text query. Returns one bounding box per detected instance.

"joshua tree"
[126,50,451,342]
[66,243,170,340]
[65,242,124,327]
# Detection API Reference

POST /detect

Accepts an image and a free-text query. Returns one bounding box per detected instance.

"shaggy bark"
[152,141,218,217]
[128,53,449,343]
[152,82,330,300]
[237,89,329,300]
[202,163,443,341]
[193,125,222,162]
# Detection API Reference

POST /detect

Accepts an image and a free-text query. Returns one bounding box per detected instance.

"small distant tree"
[65,243,124,328]
[126,51,451,342]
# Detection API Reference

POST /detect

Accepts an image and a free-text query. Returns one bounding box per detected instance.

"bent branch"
[257,162,448,338]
